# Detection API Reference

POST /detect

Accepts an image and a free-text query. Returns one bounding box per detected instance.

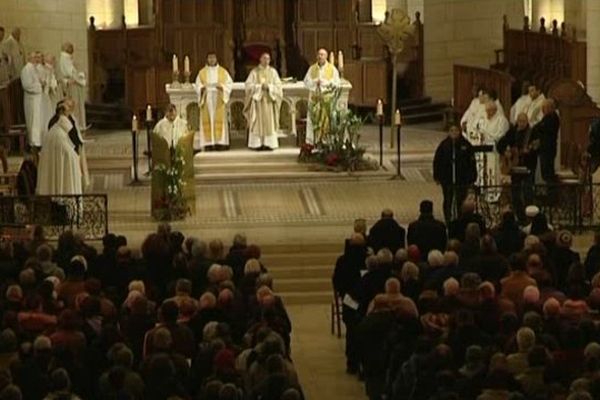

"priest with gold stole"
[244,52,283,151]
[194,52,233,151]
[151,104,195,220]
[303,48,340,144]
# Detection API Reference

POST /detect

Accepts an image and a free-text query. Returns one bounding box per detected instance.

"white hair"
[427,250,444,268]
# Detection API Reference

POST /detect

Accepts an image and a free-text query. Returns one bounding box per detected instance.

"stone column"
[587,0,600,102]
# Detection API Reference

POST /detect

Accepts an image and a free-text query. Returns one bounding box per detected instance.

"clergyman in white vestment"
[303,48,340,144]
[36,102,82,196]
[59,42,87,131]
[509,81,531,124]
[38,54,60,144]
[461,89,487,138]
[21,52,43,147]
[154,104,188,148]
[244,53,283,150]
[2,28,25,79]
[475,101,509,185]
[526,84,546,127]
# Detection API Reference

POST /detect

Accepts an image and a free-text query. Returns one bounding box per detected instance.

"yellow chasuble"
[197,66,231,147]
[307,62,337,142]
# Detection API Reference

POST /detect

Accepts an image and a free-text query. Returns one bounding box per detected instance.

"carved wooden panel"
[363,62,387,106]
[344,62,362,105]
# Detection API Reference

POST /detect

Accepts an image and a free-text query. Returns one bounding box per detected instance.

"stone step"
[280,290,333,305]
[259,243,342,254]
[275,277,332,293]
[262,252,339,267]
[269,264,334,279]
[195,161,308,174]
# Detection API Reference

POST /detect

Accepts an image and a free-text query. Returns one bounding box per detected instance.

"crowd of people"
[0,224,302,399]
[334,201,600,400]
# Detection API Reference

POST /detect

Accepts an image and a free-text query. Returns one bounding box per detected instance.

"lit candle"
[329,51,335,65]
[172,54,178,73]
[132,115,138,132]
[338,50,344,70]
[376,99,384,117]
[146,105,152,122]
[394,109,402,126]
[184,56,190,74]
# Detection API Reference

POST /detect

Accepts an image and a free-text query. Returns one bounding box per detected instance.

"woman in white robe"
[36,103,82,196]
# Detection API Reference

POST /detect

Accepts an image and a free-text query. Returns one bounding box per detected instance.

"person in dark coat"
[332,233,367,374]
[448,199,486,242]
[407,200,447,261]
[493,211,526,257]
[584,230,600,280]
[532,98,559,183]
[433,125,477,223]
[16,151,37,196]
[497,113,540,221]
[367,209,405,254]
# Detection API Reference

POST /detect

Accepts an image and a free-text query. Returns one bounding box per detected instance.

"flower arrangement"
[152,145,191,221]
[299,88,376,171]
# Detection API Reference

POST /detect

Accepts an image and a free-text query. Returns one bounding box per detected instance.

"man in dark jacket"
[533,98,559,183]
[407,200,447,261]
[433,125,477,223]
[367,209,405,254]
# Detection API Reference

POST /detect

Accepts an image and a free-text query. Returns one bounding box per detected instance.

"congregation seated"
[332,202,600,400]
[0,224,303,399]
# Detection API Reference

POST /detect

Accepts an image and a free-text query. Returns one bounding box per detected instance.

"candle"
[146,105,152,122]
[394,109,402,126]
[132,115,138,132]
[172,54,178,73]
[338,50,344,70]
[329,51,335,65]
[184,56,190,74]
[376,99,384,117]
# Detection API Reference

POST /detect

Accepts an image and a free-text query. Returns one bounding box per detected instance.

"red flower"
[326,153,339,166]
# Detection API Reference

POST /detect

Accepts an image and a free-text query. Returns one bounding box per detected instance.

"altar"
[166,80,352,139]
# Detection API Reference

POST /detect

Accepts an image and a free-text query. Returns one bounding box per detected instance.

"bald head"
[516,112,529,130]
[542,98,556,115]
[485,101,498,119]
[381,208,394,218]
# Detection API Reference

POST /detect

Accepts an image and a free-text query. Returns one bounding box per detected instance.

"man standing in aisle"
[433,125,478,223]
[303,48,340,144]
[244,52,283,151]
[21,52,43,149]
[59,42,87,131]
[194,52,233,151]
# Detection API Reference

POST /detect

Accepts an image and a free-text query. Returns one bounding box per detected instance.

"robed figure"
[38,54,60,144]
[304,49,340,144]
[2,28,25,79]
[194,53,233,151]
[59,43,87,130]
[244,53,283,150]
[21,52,43,148]
[151,105,195,220]
[36,103,82,196]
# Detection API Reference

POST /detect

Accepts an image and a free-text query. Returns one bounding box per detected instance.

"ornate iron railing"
[0,194,108,240]
[462,182,600,232]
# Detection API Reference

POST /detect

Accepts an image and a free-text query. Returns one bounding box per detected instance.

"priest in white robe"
[303,48,340,144]
[461,89,487,139]
[194,52,233,151]
[509,82,531,124]
[21,52,43,148]
[244,53,283,150]
[153,104,188,148]
[2,28,25,79]
[38,54,59,144]
[59,42,87,131]
[526,84,546,127]
[0,27,10,87]
[36,102,82,196]
[475,101,510,185]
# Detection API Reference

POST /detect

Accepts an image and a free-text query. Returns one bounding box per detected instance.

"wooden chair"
[4,124,27,155]
[330,290,342,338]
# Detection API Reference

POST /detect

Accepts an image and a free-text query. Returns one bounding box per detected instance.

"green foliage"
[152,146,191,221]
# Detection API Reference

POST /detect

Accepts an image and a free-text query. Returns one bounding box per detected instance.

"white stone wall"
[0,0,88,89]
[423,0,524,102]
[587,0,600,102]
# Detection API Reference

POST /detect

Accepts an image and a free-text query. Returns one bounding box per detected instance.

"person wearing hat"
[552,230,580,289]
[522,205,553,235]
[407,200,447,261]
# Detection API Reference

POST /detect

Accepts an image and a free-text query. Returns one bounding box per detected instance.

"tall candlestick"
[338,50,344,70]
[172,54,178,73]
[146,105,152,122]
[184,56,190,74]
[132,115,138,132]
[329,51,335,65]
[376,99,384,117]
[394,109,402,126]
